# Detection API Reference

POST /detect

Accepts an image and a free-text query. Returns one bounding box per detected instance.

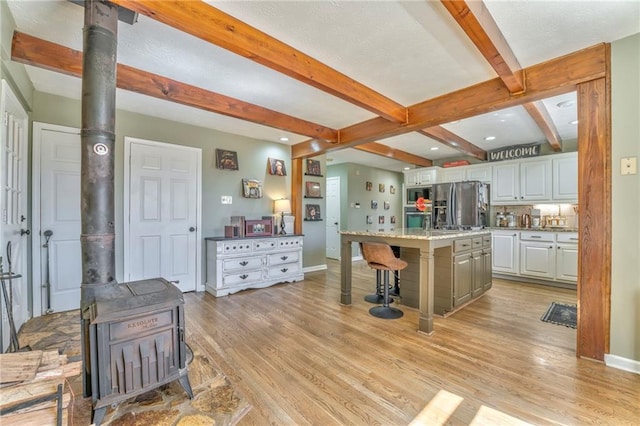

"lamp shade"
[273,198,291,214]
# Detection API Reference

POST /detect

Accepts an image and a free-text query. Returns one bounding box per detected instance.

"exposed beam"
[355,142,433,167]
[522,102,563,151]
[11,31,337,142]
[441,0,525,94]
[442,0,563,151]
[109,0,408,124]
[292,44,607,158]
[418,126,486,160]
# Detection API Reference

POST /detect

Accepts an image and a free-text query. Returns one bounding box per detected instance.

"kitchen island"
[340,228,492,334]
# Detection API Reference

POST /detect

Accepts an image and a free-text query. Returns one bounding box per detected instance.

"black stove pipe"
[80,0,120,398]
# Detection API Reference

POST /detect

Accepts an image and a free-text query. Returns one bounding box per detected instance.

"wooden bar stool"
[361,242,407,319]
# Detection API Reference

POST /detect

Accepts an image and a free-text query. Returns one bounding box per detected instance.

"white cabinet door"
[552,154,578,201]
[520,159,551,201]
[492,163,519,203]
[405,167,439,186]
[556,243,578,282]
[491,231,519,274]
[441,168,466,183]
[466,165,492,183]
[520,242,555,279]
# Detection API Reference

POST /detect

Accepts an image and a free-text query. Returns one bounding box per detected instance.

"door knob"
[189,227,196,232]
[20,229,31,236]
[334,222,338,225]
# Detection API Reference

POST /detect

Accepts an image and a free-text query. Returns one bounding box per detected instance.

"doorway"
[325,176,340,259]
[123,137,202,292]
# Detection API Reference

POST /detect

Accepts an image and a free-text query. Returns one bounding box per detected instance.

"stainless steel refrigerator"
[431,181,490,229]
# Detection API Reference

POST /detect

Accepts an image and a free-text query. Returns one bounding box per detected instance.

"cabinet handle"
[239,261,248,266]
[280,255,288,261]
[531,236,542,238]
[281,268,288,273]
[240,274,249,280]
[549,246,553,249]
[570,238,578,241]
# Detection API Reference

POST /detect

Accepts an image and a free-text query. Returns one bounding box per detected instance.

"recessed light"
[430,147,439,151]
[484,136,496,141]
[403,166,411,171]
[556,100,575,108]
[450,142,459,146]
[449,120,461,125]
[279,136,289,142]
[569,120,578,125]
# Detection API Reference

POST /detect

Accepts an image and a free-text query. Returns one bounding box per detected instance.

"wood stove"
[87,278,192,425]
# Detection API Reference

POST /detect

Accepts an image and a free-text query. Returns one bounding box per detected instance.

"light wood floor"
[185,259,640,425]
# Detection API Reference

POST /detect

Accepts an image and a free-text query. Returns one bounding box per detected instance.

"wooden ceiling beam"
[292,43,606,158]
[522,101,563,151]
[108,0,408,124]
[355,142,433,167]
[419,127,487,160]
[441,0,525,94]
[11,31,338,142]
[442,0,563,150]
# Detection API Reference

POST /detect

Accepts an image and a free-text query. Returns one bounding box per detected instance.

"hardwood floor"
[185,259,640,425]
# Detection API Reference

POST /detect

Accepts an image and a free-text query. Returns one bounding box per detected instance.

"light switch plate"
[221,195,232,204]
[621,157,637,175]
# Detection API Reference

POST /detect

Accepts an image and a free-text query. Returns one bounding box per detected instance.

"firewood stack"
[0,350,81,425]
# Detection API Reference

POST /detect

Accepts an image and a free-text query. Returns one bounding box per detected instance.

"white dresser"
[205,235,304,297]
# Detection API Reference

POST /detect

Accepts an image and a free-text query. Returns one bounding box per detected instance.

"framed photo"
[390,185,396,195]
[378,215,385,224]
[371,200,378,209]
[366,215,373,225]
[390,215,396,224]
[305,181,322,198]
[268,158,287,176]
[216,149,238,170]
[365,181,372,191]
[305,204,321,221]
[384,201,390,210]
[306,159,322,176]
[379,183,385,193]
[242,179,263,198]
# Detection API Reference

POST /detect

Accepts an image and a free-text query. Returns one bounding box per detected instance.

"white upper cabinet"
[552,152,578,201]
[466,164,492,183]
[491,158,552,204]
[441,167,466,183]
[405,167,440,186]
[440,164,492,183]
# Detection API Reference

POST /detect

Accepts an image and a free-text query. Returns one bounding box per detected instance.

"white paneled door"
[125,138,201,292]
[1,81,29,351]
[35,123,82,314]
[325,176,340,259]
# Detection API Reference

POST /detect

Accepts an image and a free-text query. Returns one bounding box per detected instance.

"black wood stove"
[87,278,192,425]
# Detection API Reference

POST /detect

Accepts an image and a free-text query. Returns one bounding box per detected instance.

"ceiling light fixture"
[556,100,575,108]
[430,147,439,151]
[403,166,411,171]
[279,136,289,142]
[484,136,496,141]
[569,120,579,125]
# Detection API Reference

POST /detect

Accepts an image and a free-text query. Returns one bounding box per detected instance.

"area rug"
[541,302,577,329]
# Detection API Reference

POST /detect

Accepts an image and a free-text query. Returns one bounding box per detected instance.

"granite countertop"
[340,228,490,241]
[487,227,578,233]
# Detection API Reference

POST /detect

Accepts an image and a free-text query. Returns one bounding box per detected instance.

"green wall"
[611,32,640,363]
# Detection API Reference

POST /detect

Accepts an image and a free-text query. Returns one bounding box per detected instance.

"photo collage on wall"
[365,179,397,231]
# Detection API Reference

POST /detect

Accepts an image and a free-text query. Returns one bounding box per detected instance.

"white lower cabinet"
[206,235,304,297]
[492,230,577,286]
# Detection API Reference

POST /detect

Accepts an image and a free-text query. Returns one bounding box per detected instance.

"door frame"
[123,136,202,291]
[31,122,81,317]
[325,176,341,260]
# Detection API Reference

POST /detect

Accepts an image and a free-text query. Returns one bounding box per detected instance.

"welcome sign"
[488,143,542,162]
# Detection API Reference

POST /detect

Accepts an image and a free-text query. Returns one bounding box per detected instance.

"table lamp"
[273,198,291,235]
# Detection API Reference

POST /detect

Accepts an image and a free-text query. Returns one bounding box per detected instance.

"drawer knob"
[240,274,249,280]
[239,261,248,266]
[281,268,288,273]
[280,255,288,261]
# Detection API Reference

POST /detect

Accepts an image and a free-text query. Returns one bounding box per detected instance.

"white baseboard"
[604,354,640,374]
[303,264,328,273]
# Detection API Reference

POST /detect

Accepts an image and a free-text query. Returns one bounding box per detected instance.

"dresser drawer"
[222,270,263,286]
[253,239,278,251]
[267,262,301,278]
[222,257,263,272]
[221,241,252,254]
[556,232,578,243]
[278,237,303,248]
[267,251,300,266]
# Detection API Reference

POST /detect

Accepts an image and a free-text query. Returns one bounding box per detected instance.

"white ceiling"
[6,1,640,172]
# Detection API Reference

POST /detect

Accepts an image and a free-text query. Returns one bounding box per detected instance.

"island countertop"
[340,228,491,240]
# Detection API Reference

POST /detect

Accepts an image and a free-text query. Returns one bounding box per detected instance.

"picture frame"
[379,183,385,193]
[384,201,390,210]
[366,181,372,191]
[379,215,385,224]
[390,215,396,224]
[242,179,263,198]
[390,185,396,195]
[305,204,321,221]
[268,158,287,176]
[366,215,373,225]
[371,200,378,209]
[216,149,239,170]
[305,181,322,198]
[306,159,322,176]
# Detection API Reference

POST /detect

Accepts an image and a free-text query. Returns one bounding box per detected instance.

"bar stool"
[361,242,407,319]
[360,243,393,304]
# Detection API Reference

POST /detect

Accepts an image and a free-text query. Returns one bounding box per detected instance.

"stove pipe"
[80,0,120,398]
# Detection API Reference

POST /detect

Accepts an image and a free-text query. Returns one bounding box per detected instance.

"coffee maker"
[531,208,542,228]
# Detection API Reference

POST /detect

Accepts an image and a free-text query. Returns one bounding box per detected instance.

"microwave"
[406,186,432,205]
